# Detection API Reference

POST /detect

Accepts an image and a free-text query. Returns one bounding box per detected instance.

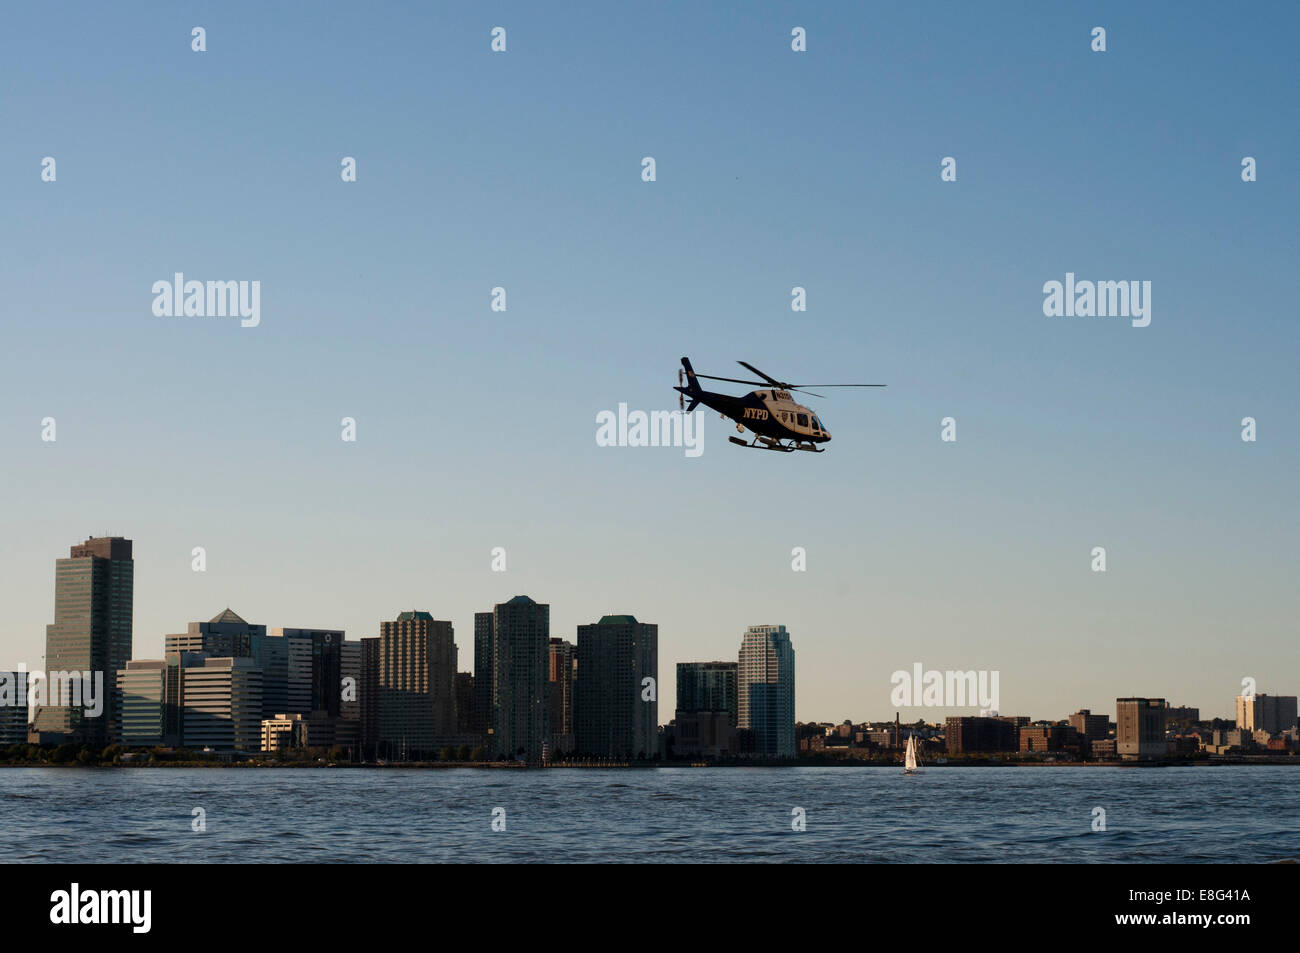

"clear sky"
[2,2,1296,723]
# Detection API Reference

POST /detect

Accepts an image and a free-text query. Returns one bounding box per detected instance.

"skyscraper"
[737,625,795,758]
[454,671,475,738]
[358,636,380,756]
[35,536,134,743]
[341,640,361,721]
[377,611,456,758]
[548,638,576,754]
[575,616,657,759]
[491,596,549,761]
[473,611,494,740]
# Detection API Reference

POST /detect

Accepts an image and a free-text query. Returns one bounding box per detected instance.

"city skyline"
[3,533,1289,728]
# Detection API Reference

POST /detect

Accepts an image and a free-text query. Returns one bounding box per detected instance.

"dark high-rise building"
[0,671,29,744]
[454,672,475,737]
[491,596,549,761]
[35,536,134,743]
[473,612,494,739]
[575,616,657,759]
[378,611,456,758]
[1069,709,1110,741]
[548,638,576,754]
[676,661,738,725]
[249,632,288,717]
[945,716,1019,754]
[358,637,380,755]
[341,640,361,721]
[275,628,345,718]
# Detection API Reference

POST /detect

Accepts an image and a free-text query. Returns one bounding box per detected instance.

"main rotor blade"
[736,361,785,387]
[790,388,827,398]
[788,383,888,388]
[694,373,769,387]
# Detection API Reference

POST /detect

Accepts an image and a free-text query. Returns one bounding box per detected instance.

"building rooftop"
[395,610,434,622]
[209,608,247,624]
[597,614,639,625]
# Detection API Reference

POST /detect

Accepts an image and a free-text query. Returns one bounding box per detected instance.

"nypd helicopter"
[673,357,885,452]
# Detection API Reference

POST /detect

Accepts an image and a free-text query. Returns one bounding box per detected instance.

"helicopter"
[673,356,885,452]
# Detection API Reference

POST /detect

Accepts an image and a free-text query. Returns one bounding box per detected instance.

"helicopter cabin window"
[797,413,809,428]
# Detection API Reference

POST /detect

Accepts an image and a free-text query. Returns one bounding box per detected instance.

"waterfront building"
[341,640,361,721]
[274,628,345,718]
[359,637,379,755]
[116,660,167,747]
[673,710,736,759]
[548,638,576,754]
[182,657,264,750]
[0,670,30,744]
[945,716,1019,754]
[34,536,134,743]
[490,596,549,761]
[1116,697,1167,760]
[377,611,457,758]
[1018,722,1080,753]
[472,612,495,740]
[1236,693,1298,735]
[455,672,475,737]
[575,616,657,759]
[737,625,795,758]
[260,711,339,752]
[1068,709,1110,741]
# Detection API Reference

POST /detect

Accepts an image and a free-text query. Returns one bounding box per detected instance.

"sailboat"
[902,734,922,775]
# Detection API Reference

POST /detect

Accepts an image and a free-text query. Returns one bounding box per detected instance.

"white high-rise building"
[737,625,795,758]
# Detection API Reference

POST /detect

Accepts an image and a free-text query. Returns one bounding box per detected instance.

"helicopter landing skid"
[728,436,822,453]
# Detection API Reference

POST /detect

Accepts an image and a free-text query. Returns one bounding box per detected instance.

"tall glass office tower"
[35,536,134,743]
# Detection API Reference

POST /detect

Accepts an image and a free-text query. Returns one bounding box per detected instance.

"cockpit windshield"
[812,416,825,432]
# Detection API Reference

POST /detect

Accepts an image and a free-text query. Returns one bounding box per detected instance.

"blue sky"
[1,2,1296,722]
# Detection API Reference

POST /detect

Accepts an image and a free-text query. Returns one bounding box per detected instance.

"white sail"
[903,735,919,773]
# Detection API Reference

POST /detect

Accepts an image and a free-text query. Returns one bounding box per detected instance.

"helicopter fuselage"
[680,386,831,443]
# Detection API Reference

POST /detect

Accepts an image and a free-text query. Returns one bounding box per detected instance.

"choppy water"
[2,765,1296,863]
